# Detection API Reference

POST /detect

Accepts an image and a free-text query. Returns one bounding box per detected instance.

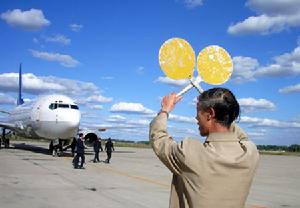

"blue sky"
[0,0,300,145]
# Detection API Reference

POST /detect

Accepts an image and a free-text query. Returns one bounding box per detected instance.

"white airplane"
[0,64,81,155]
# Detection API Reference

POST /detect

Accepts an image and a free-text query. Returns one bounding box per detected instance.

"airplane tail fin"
[17,63,24,106]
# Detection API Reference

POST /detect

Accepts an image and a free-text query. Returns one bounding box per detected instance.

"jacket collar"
[206,132,239,142]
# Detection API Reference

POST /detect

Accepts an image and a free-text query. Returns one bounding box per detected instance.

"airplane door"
[33,104,40,122]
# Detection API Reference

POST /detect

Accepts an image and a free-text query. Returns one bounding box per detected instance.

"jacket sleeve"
[149,113,186,175]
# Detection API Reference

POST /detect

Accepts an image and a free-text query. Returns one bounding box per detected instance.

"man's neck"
[209,122,229,133]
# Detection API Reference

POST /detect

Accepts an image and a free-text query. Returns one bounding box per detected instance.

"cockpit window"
[49,103,76,110]
[58,104,70,108]
[71,105,79,110]
[49,103,58,110]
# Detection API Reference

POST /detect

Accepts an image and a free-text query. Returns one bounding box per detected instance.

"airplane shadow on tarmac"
[11,142,136,156]
[12,143,61,156]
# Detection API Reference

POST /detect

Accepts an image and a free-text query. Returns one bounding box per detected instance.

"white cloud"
[170,114,196,123]
[232,56,259,83]
[80,112,99,120]
[110,102,155,114]
[255,45,300,77]
[82,113,150,139]
[248,132,264,137]
[192,96,276,113]
[279,83,300,93]
[142,111,197,124]
[238,97,276,113]
[43,76,99,96]
[190,97,198,106]
[87,104,103,110]
[228,14,298,35]
[69,23,83,32]
[100,76,114,80]
[231,43,300,82]
[228,0,300,35]
[106,115,127,122]
[120,128,148,135]
[23,98,31,103]
[184,0,203,9]
[246,0,300,16]
[247,129,266,137]
[33,38,39,44]
[0,93,15,105]
[155,76,189,87]
[293,115,300,123]
[171,126,198,136]
[1,9,50,31]
[0,73,112,104]
[127,119,150,126]
[44,34,71,45]
[240,116,300,128]
[86,95,113,103]
[29,49,80,68]
[88,123,137,130]
[0,73,65,94]
[136,66,145,75]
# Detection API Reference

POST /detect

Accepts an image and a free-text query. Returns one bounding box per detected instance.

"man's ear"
[207,107,215,120]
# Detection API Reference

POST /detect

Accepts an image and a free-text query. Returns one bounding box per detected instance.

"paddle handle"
[176,83,194,97]
[176,77,203,97]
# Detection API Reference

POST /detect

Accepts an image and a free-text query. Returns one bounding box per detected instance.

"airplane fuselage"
[7,94,80,140]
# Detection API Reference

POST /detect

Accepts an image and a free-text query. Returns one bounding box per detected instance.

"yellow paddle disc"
[159,38,195,80]
[197,45,233,85]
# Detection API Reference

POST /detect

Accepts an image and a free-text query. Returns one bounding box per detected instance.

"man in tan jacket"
[149,88,259,208]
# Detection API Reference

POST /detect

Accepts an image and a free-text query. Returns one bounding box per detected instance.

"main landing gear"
[1,128,10,149]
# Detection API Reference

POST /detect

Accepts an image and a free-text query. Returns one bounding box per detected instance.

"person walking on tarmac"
[105,138,114,163]
[73,133,85,169]
[99,137,103,152]
[70,137,77,157]
[93,137,103,163]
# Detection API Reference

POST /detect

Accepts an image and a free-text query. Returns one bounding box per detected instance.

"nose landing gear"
[49,139,64,157]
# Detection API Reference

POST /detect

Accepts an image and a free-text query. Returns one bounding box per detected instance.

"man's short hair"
[79,133,83,137]
[197,87,240,127]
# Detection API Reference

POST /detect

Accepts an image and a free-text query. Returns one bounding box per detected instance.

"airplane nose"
[35,110,81,139]
[57,111,81,136]
[68,119,80,129]
[67,112,81,128]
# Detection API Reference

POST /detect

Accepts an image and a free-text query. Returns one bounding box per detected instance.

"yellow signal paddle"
[159,38,233,96]
[159,38,195,80]
[197,45,233,85]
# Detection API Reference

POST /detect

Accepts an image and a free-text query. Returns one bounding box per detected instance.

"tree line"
[257,144,300,152]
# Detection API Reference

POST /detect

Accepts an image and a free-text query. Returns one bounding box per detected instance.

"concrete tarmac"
[0,141,300,208]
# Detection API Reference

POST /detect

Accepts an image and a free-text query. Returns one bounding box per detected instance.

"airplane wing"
[0,110,13,128]
[0,109,22,132]
[0,115,27,135]
[0,122,20,133]
[0,109,11,115]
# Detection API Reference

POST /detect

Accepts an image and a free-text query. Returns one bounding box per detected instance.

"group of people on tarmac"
[72,133,115,169]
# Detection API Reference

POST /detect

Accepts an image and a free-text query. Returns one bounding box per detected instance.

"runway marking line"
[94,164,170,188]
[249,205,268,208]
[62,157,170,188]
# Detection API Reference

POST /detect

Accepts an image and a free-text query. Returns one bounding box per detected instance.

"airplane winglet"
[17,63,24,106]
